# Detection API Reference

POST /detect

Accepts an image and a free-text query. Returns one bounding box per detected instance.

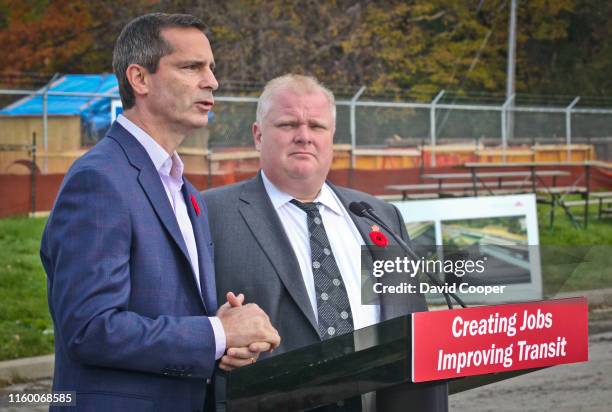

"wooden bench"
[487,188,536,195]
[422,171,567,179]
[422,170,568,196]
[563,197,612,207]
[536,186,588,194]
[565,196,612,219]
[387,180,534,200]
[404,193,441,200]
[591,192,612,218]
[375,194,404,201]
[386,183,473,200]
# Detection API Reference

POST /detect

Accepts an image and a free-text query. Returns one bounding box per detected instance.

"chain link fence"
[1,87,611,174]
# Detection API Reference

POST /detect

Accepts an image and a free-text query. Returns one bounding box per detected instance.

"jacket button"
[206,378,211,384]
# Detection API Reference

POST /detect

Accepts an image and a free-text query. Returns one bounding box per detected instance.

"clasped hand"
[216,292,281,371]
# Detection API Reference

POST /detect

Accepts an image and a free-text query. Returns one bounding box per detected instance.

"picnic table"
[386,169,569,201]
[421,170,569,196]
[387,161,606,228]
[591,192,612,219]
[386,179,543,200]
[385,183,474,200]
[463,161,611,228]
[387,161,611,228]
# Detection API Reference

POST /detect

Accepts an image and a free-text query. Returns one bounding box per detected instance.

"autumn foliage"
[0,0,610,97]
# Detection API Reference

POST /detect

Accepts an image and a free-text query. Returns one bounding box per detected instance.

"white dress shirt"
[117,115,225,359]
[261,171,380,330]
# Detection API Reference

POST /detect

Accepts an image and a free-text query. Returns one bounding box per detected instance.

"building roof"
[0,74,119,139]
[0,74,118,116]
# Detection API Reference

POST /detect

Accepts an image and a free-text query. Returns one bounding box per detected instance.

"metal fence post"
[565,96,580,161]
[350,86,366,170]
[42,89,48,173]
[42,73,60,174]
[430,90,445,167]
[501,94,515,162]
[506,0,517,143]
[30,132,37,215]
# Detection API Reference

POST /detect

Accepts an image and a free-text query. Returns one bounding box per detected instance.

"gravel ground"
[1,316,611,412]
[450,330,612,412]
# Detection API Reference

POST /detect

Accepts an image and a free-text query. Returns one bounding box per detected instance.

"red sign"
[412,297,588,382]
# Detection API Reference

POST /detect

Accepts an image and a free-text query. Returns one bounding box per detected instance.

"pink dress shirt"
[117,115,226,359]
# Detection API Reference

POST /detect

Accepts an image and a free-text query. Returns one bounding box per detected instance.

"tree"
[1,0,610,98]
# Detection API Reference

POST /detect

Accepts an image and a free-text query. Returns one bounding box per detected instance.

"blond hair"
[255,74,336,126]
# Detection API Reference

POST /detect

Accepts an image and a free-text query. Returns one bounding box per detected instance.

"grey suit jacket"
[203,172,447,411]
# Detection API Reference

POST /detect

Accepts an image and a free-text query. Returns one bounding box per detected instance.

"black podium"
[223,315,542,411]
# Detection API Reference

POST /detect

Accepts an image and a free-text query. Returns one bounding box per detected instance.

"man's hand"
[217,292,280,371]
[219,341,272,371]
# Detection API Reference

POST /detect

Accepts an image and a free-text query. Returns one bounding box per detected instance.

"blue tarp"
[0,74,119,139]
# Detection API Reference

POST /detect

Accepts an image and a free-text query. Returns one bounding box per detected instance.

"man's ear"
[125,64,150,98]
[252,122,262,151]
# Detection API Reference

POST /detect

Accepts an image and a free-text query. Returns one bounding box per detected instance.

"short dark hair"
[112,13,206,109]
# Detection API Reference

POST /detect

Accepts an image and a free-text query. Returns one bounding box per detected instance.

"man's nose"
[294,124,313,144]
[200,70,219,91]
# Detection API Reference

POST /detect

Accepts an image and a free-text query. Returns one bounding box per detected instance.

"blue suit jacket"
[41,122,218,411]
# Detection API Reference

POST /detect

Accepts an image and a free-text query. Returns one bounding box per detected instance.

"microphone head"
[360,201,374,212]
[348,201,368,217]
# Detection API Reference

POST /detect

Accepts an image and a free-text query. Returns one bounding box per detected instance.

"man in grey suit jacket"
[203,74,447,411]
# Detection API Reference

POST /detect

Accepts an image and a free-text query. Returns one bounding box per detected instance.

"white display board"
[392,194,542,303]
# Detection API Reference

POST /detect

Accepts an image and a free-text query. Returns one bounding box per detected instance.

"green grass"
[538,205,612,245]
[0,217,53,361]
[0,206,610,361]
[537,202,612,295]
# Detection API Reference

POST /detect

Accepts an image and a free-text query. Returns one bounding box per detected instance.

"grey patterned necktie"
[290,199,354,340]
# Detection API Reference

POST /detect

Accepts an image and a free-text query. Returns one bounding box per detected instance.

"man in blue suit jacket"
[40,13,279,411]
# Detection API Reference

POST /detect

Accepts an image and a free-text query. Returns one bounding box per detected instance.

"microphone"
[349,201,466,309]
[348,201,368,217]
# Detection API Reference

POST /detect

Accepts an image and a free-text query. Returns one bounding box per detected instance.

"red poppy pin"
[190,194,201,216]
[369,225,388,247]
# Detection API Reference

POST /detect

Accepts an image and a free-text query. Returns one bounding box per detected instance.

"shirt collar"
[160,152,184,182]
[261,170,343,216]
[117,114,183,178]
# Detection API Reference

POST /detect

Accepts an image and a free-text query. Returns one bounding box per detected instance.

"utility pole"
[506,0,517,144]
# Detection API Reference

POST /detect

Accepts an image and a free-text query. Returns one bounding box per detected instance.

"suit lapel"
[238,174,319,335]
[329,185,377,247]
[107,123,205,310]
[108,124,191,267]
[137,170,193,262]
[182,181,217,312]
[329,184,404,321]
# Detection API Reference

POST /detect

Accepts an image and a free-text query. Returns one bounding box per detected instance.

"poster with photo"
[392,194,542,303]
